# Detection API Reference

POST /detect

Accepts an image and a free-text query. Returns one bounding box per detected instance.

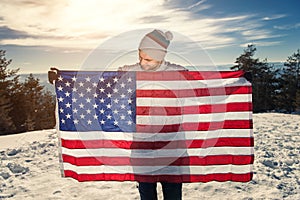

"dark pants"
[138,182,182,200]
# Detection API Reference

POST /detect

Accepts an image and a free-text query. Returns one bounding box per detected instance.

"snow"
[0,113,299,199]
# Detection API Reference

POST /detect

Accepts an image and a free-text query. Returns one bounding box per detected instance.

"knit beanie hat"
[138,29,173,61]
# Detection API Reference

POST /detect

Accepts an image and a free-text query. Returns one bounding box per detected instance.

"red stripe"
[62,155,254,166]
[137,71,245,81]
[61,138,254,149]
[64,170,253,182]
[136,86,251,98]
[136,120,253,133]
[137,102,253,115]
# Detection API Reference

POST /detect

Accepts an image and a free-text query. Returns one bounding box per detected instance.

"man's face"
[139,50,162,71]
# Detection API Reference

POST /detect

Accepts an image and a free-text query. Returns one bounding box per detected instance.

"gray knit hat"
[138,29,173,61]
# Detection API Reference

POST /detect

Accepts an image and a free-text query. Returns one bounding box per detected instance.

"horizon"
[1,0,299,74]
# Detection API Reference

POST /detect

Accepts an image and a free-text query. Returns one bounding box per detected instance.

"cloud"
[241,29,284,40]
[138,16,169,24]
[0,0,280,51]
[241,41,282,47]
[274,23,300,30]
[0,26,32,39]
[262,14,286,21]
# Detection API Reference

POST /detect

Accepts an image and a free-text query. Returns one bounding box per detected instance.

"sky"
[0,0,300,73]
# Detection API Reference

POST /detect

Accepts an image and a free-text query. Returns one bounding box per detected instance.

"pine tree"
[22,74,44,131]
[0,50,17,134]
[231,44,259,72]
[231,45,279,112]
[21,74,56,131]
[279,49,300,112]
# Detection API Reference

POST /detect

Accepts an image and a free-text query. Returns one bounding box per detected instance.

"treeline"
[232,44,300,113]
[0,50,55,135]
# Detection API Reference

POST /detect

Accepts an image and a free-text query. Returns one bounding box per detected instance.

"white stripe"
[137,94,252,107]
[61,146,254,158]
[63,162,253,175]
[136,112,252,125]
[137,78,251,90]
[59,129,253,141]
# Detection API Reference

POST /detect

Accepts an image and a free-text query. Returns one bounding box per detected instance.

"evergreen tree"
[295,90,300,112]
[231,44,259,72]
[21,74,56,131]
[0,50,17,134]
[279,49,300,112]
[22,74,45,131]
[38,90,56,129]
[231,45,279,112]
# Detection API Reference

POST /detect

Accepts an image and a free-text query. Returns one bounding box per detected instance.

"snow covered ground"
[0,113,299,200]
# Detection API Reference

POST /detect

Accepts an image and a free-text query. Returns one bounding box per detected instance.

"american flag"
[55,70,254,182]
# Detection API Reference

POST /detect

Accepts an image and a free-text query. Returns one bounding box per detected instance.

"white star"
[120,104,126,109]
[72,87,77,92]
[86,87,91,93]
[85,77,91,82]
[65,91,70,97]
[120,93,126,98]
[93,104,98,109]
[72,98,77,103]
[73,108,78,113]
[79,82,84,87]
[66,114,71,119]
[86,109,91,114]
[114,120,118,125]
[80,114,85,119]
[86,98,91,103]
[92,82,97,87]
[127,110,132,115]
[127,88,133,93]
[106,104,112,109]
[57,86,63,91]
[58,76,63,81]
[93,114,98,119]
[106,114,112,120]
[128,99,132,104]
[79,103,84,109]
[120,82,125,88]
[59,108,64,113]
[113,99,119,104]
[120,115,125,120]
[99,77,105,82]
[71,76,77,82]
[106,82,111,88]
[61,119,65,124]
[65,81,71,87]
[127,121,132,125]
[79,93,84,97]
[113,109,119,114]
[113,88,119,93]
[74,119,79,124]
[127,77,132,82]
[107,93,112,98]
[99,109,105,114]
[100,119,105,124]
[93,93,98,98]
[58,97,64,102]
[65,102,71,108]
[87,120,92,125]
[113,77,118,83]
[99,88,105,93]
[100,98,105,103]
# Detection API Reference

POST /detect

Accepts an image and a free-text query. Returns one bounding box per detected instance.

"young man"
[118,29,186,72]
[119,29,186,200]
